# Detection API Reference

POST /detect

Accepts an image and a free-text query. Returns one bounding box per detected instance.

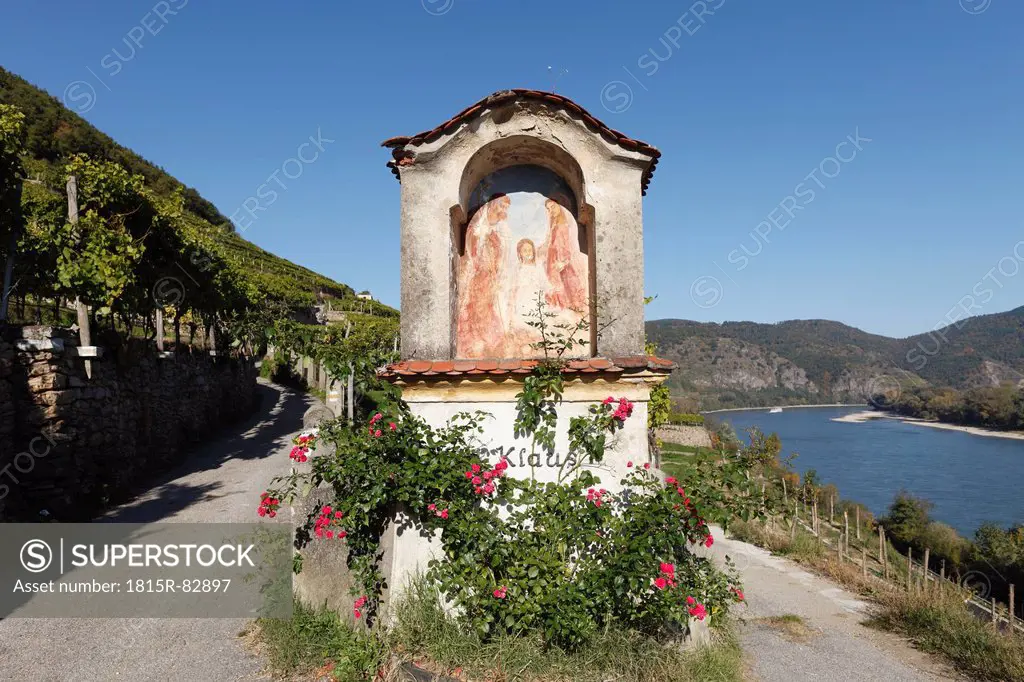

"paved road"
[0,380,311,681]
[707,527,964,682]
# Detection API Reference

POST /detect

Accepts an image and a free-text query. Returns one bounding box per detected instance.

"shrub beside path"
[0,379,308,681]
[707,526,965,681]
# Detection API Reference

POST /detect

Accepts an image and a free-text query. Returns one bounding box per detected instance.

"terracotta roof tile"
[382,89,661,195]
[380,356,675,379]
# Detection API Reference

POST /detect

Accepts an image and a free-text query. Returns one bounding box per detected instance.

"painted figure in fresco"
[455,195,510,357]
[506,238,549,356]
[542,195,588,313]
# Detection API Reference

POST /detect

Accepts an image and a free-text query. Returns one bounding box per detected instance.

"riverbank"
[833,410,1024,442]
[704,403,867,414]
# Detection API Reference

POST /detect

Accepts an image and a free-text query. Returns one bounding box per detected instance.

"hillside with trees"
[0,66,375,312]
[647,308,1024,410]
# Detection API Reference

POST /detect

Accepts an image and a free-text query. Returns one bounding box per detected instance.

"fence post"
[907,547,913,593]
[879,526,886,578]
[862,545,868,579]
[782,477,788,504]
[830,495,834,525]
[923,549,930,593]
[1011,584,1016,627]
[992,598,998,630]
[856,506,861,541]
[844,511,849,555]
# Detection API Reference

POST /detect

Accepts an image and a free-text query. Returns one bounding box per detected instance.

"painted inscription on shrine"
[455,165,590,358]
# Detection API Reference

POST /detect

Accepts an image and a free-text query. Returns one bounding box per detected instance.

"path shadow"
[102,381,314,524]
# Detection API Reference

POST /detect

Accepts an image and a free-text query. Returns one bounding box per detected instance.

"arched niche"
[454,135,594,229]
[453,157,595,359]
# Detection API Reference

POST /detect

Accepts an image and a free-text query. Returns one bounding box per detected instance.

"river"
[719,406,1024,538]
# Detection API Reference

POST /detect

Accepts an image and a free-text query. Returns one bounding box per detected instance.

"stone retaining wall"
[0,326,258,520]
[655,424,713,449]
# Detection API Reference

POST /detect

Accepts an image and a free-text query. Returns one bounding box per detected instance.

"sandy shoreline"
[833,410,1024,442]
[704,403,866,414]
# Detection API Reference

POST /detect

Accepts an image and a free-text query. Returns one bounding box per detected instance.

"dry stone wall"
[655,424,713,449]
[0,326,258,520]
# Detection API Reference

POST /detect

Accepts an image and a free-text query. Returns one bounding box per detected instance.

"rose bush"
[261,361,768,650]
[261,306,767,650]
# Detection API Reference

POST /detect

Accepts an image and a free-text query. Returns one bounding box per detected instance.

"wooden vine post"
[862,545,868,578]
[923,548,930,593]
[155,308,164,352]
[345,321,354,424]
[67,175,93,378]
[907,547,913,593]
[855,506,861,540]
[1011,584,1016,629]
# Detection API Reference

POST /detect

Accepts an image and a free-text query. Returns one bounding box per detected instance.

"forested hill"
[0,66,378,310]
[647,307,1024,411]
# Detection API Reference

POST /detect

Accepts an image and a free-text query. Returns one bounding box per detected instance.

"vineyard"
[0,68,396,355]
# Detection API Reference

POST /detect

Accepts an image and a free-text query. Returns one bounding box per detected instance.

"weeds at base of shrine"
[253,583,746,682]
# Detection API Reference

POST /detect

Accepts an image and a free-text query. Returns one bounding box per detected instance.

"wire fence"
[778,494,1024,637]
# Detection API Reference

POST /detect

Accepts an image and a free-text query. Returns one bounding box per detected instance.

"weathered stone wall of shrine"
[395,102,651,359]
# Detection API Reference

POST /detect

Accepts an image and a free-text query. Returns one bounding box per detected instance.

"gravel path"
[0,380,311,681]
[707,526,963,681]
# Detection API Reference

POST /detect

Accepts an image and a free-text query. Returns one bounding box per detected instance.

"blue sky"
[2,0,1022,338]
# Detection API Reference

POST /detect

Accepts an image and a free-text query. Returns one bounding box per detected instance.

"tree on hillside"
[0,103,26,321]
[881,491,932,545]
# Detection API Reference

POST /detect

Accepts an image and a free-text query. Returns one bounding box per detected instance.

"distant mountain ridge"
[646,306,1024,410]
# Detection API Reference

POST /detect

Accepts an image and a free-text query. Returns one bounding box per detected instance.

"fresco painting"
[456,166,590,358]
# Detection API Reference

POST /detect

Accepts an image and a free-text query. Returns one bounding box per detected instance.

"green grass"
[255,599,386,681]
[388,580,745,682]
[255,584,747,682]
[660,446,720,481]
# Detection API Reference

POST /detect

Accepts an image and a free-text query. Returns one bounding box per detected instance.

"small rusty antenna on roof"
[547,66,569,93]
